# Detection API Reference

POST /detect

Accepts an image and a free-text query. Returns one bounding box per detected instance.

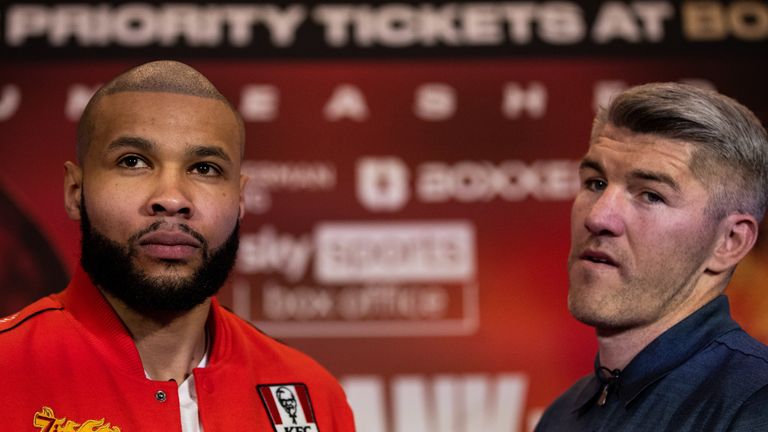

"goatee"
[79,198,239,314]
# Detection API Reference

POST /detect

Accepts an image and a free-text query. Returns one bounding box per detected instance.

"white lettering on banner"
[240,85,279,121]
[5,4,309,47]
[502,3,535,43]
[259,5,307,46]
[232,221,478,336]
[356,158,410,212]
[0,85,21,121]
[50,5,108,46]
[356,158,579,210]
[376,5,421,47]
[337,284,449,320]
[592,2,674,43]
[502,82,547,119]
[263,282,335,320]
[465,3,505,45]
[6,5,47,46]
[262,282,450,321]
[683,1,768,41]
[238,226,313,282]
[538,2,587,44]
[342,377,387,432]
[65,84,99,121]
[342,374,532,432]
[417,160,580,203]
[633,2,676,42]
[245,281,478,337]
[414,83,456,121]
[314,222,474,283]
[312,3,587,47]
[594,3,644,43]
[112,5,155,47]
[324,84,369,121]
[19,2,764,47]
[241,160,336,214]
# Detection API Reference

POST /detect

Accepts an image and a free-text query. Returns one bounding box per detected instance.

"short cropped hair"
[593,83,768,221]
[76,60,244,163]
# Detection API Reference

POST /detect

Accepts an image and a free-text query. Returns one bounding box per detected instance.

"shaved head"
[76,60,244,162]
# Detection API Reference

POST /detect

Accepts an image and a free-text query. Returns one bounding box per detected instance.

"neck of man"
[102,290,211,385]
[595,285,722,371]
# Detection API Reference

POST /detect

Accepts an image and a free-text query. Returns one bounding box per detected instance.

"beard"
[79,198,239,314]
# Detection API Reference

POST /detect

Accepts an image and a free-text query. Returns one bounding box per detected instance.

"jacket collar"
[55,266,227,377]
[573,296,739,412]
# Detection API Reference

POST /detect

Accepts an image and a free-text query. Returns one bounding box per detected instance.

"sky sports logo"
[236,221,479,337]
[314,221,474,284]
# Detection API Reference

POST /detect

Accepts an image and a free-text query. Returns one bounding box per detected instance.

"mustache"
[128,220,208,249]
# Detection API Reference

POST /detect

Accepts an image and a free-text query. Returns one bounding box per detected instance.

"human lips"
[579,249,620,268]
[138,231,202,260]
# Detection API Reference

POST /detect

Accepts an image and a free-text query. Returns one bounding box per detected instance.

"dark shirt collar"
[573,296,739,413]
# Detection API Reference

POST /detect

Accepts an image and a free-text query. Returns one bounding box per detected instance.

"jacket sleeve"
[727,384,768,431]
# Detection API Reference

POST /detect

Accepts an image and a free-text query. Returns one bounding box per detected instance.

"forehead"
[586,124,696,177]
[87,91,241,159]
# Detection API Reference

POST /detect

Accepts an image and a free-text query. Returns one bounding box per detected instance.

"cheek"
[569,196,590,233]
[636,219,713,268]
[197,193,242,243]
[83,183,143,236]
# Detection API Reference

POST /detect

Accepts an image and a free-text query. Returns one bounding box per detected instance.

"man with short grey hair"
[536,83,768,431]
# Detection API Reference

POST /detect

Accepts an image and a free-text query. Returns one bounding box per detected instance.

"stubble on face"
[566,127,719,333]
[79,197,239,314]
[567,229,711,332]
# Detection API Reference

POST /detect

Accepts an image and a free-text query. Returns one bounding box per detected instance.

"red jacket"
[0,267,355,431]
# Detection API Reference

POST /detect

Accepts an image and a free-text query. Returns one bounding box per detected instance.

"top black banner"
[2,0,767,59]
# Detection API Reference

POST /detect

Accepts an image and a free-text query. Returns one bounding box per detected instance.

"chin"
[138,257,201,274]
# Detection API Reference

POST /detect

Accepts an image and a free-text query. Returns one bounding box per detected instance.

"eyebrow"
[105,137,232,163]
[187,145,232,163]
[106,136,155,153]
[630,169,681,192]
[580,157,681,192]
[579,158,604,176]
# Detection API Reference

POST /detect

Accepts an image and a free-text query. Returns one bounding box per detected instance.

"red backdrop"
[1,2,767,431]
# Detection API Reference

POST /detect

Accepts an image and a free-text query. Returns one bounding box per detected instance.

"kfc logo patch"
[258,383,320,432]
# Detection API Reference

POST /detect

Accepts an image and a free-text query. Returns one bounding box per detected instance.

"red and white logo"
[258,383,320,432]
[356,157,410,212]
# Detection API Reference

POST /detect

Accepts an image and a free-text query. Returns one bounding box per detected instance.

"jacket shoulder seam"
[0,297,63,333]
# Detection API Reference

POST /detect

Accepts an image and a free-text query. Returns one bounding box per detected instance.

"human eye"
[117,155,149,169]
[640,190,666,205]
[189,162,222,177]
[584,178,607,192]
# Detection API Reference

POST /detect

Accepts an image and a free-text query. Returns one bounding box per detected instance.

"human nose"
[145,170,193,218]
[582,186,626,237]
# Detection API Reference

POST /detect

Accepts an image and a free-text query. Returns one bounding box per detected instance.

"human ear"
[706,213,759,274]
[63,161,83,221]
[238,174,250,221]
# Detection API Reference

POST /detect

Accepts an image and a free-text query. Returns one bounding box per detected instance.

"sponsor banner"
[235,221,480,337]
[1,55,766,432]
[341,373,534,432]
[1,1,767,59]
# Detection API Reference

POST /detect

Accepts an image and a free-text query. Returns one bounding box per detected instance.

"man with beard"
[536,83,768,431]
[0,61,355,431]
